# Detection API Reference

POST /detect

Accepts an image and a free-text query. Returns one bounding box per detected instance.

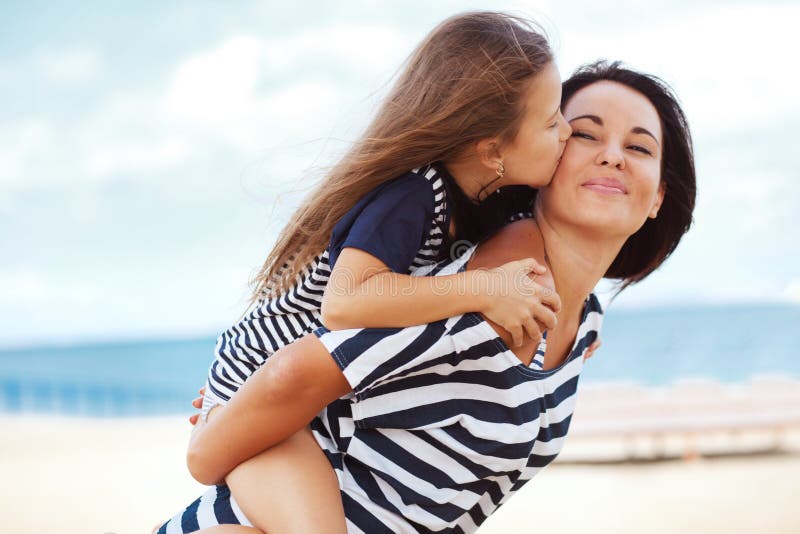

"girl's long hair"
[249,11,553,302]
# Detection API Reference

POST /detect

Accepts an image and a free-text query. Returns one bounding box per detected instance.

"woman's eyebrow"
[631,126,660,146]
[569,114,602,125]
[569,114,660,146]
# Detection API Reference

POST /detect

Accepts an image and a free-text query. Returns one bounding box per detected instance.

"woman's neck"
[535,209,626,320]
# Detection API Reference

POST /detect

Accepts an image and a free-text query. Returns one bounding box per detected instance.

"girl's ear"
[475,137,503,173]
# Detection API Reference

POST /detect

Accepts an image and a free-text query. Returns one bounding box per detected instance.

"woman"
[157,61,696,533]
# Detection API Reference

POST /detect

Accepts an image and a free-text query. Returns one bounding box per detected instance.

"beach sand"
[2,412,798,534]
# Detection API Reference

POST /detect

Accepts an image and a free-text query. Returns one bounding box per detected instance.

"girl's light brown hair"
[250,11,553,302]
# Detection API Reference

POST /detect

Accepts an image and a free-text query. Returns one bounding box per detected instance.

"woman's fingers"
[190,389,204,425]
[584,339,602,360]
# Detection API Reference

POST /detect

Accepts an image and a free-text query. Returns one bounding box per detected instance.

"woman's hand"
[477,258,561,347]
[188,386,205,426]
[584,339,602,361]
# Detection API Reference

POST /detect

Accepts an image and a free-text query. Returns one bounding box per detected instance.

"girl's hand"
[188,386,205,426]
[479,258,561,347]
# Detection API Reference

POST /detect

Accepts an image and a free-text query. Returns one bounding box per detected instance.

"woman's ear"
[648,181,666,219]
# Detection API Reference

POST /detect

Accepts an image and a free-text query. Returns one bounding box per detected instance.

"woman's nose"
[595,143,625,170]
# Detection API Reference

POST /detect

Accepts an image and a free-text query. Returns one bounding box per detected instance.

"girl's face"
[499,61,572,188]
[539,80,665,238]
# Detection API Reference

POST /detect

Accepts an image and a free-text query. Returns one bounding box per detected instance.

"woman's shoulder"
[476,218,544,263]
[469,218,551,286]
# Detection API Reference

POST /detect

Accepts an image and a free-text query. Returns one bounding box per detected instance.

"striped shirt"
[310,245,603,533]
[206,165,452,404]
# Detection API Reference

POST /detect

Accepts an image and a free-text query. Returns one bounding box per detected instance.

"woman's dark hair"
[443,175,537,245]
[562,60,696,291]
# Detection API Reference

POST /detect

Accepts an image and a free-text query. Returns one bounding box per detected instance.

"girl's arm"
[321,247,560,347]
[186,334,350,486]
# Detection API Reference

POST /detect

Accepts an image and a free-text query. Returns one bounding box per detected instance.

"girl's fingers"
[531,302,558,331]
[509,325,523,348]
[189,413,199,425]
[518,258,547,275]
[521,316,542,345]
[535,285,561,314]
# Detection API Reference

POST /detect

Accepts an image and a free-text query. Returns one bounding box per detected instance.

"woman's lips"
[582,177,628,195]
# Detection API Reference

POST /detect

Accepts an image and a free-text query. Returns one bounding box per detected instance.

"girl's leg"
[152,523,260,534]
[152,484,256,534]
[191,527,262,534]
[225,425,346,534]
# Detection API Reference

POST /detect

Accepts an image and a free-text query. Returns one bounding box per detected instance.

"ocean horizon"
[2,302,797,417]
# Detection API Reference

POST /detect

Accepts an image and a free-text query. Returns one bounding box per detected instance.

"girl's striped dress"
[202,164,453,419]
[157,243,603,534]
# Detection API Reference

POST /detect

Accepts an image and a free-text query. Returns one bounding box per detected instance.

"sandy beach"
[3,379,799,533]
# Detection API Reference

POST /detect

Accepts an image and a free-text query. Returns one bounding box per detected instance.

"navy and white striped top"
[206,165,452,404]
[310,244,603,533]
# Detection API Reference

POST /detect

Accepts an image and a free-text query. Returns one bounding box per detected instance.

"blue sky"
[2,1,798,345]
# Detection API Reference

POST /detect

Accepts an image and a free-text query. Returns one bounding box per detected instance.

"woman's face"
[499,61,572,188]
[539,80,664,238]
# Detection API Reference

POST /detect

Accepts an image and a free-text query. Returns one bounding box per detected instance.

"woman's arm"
[186,334,351,485]
[321,247,559,347]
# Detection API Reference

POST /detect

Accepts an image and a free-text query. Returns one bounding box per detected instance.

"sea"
[1,303,798,417]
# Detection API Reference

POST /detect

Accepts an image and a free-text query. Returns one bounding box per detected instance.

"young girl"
[199,11,570,428]
[156,10,575,534]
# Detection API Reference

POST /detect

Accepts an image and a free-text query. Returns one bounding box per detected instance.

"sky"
[1,0,798,346]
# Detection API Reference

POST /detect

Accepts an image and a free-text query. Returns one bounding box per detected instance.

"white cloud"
[267,23,407,71]
[83,135,191,178]
[0,271,48,303]
[1,28,402,191]
[164,36,263,123]
[32,46,101,85]
[557,3,800,130]
[0,118,54,187]
[4,2,800,345]
[783,279,800,304]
